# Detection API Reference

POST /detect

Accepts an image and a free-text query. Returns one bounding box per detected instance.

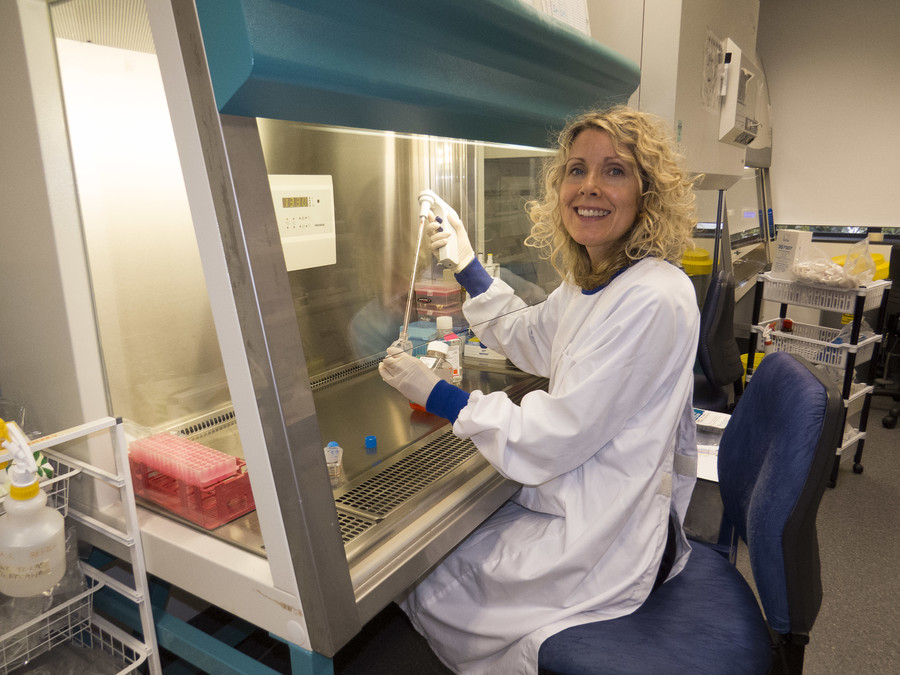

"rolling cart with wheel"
[746,273,892,487]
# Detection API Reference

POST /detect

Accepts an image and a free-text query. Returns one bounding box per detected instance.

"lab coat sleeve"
[463,278,567,377]
[455,276,698,485]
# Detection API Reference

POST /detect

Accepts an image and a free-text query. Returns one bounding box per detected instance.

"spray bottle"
[0,419,66,596]
[418,189,461,269]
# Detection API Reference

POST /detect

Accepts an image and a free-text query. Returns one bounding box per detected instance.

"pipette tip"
[390,337,413,353]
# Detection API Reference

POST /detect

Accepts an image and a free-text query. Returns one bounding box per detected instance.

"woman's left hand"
[379,347,441,407]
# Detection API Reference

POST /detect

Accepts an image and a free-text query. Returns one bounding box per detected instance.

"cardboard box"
[771,230,813,280]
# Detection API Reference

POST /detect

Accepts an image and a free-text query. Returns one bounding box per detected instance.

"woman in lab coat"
[379,106,700,674]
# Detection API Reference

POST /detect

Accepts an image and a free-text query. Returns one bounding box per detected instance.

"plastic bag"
[842,239,877,286]
[791,239,876,288]
[832,318,875,344]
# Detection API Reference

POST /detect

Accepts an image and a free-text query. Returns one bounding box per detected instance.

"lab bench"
[122,362,540,562]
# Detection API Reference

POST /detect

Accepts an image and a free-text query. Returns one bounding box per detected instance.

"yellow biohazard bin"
[682,249,713,307]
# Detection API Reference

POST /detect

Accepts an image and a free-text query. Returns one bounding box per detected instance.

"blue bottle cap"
[365,435,377,449]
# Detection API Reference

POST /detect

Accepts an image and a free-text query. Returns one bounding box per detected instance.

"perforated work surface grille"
[173,407,236,441]
[311,357,380,391]
[335,432,477,519]
[338,510,377,544]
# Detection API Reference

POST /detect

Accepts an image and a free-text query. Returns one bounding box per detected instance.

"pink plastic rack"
[128,433,238,488]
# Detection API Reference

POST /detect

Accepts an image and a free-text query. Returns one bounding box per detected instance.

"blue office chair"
[694,269,745,412]
[539,352,843,674]
[873,244,900,428]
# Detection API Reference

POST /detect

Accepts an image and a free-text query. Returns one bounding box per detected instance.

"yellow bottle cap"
[9,480,39,501]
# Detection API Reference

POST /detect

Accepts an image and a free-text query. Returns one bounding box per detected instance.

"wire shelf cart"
[0,417,161,674]
[747,273,893,487]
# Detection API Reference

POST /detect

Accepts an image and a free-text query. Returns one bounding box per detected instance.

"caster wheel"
[883,415,898,429]
[853,463,864,474]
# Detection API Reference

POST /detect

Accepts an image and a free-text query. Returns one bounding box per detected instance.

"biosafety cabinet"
[1,0,642,663]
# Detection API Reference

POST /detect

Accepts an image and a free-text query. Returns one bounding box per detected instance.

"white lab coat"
[401,258,700,674]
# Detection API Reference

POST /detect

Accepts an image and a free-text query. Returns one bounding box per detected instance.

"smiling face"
[559,128,642,266]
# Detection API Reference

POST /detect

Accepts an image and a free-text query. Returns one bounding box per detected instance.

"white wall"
[589,0,762,188]
[757,0,900,227]
[0,0,109,436]
[586,0,643,66]
[588,0,899,228]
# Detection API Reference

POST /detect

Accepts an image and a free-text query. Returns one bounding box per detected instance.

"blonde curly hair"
[525,106,698,289]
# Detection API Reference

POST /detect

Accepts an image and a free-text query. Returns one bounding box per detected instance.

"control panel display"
[268,175,336,271]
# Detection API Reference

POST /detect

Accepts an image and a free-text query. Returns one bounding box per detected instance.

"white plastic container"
[436,316,462,384]
[770,230,812,280]
[422,341,454,383]
[0,420,66,596]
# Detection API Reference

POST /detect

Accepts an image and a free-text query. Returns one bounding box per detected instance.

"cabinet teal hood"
[195,0,641,147]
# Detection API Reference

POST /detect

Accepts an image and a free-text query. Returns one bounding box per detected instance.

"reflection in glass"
[257,120,557,378]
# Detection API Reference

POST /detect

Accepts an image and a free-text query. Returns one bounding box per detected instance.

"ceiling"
[50,0,155,54]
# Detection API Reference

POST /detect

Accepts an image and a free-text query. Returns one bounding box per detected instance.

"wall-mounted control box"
[268,174,336,270]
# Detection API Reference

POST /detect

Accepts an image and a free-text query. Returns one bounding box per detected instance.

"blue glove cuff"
[454,258,493,297]
[426,380,470,423]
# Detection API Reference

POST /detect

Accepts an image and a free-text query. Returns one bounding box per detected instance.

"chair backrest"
[697,270,745,390]
[717,352,843,636]
[885,244,900,329]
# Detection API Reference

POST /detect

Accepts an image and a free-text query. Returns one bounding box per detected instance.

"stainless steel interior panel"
[257,119,556,377]
[311,365,527,483]
[139,363,541,564]
[482,148,560,298]
[257,119,480,372]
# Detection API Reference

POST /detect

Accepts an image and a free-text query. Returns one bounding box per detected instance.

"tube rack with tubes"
[128,433,239,488]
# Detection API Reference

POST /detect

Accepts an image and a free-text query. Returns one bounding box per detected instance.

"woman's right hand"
[426,211,475,273]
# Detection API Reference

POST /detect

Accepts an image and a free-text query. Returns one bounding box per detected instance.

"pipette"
[392,190,462,352]
[417,190,461,269]
[392,202,427,351]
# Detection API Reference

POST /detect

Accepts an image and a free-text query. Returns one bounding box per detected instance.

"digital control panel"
[268,174,336,271]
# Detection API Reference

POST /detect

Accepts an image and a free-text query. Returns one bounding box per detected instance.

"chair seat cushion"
[538,542,772,674]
